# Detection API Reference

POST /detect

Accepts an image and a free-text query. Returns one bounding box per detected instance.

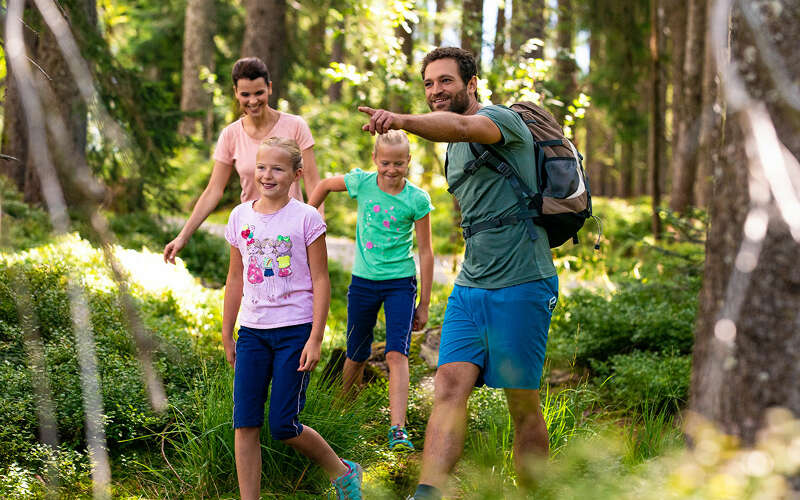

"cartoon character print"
[275,235,293,277]
[242,224,280,302]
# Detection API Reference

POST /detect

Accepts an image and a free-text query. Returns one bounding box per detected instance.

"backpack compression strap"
[448,142,540,242]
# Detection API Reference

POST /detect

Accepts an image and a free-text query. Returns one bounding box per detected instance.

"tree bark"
[179,0,216,139]
[511,0,545,59]
[666,0,686,194]
[1,0,95,206]
[618,140,634,198]
[694,0,720,209]
[241,0,287,107]
[460,0,483,64]
[554,0,577,124]
[327,17,345,102]
[669,0,706,213]
[649,0,664,238]
[390,20,414,112]
[434,0,446,47]
[306,6,328,95]
[690,0,800,449]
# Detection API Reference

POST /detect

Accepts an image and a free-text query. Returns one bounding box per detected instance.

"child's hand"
[298,338,322,372]
[413,305,429,331]
[223,336,236,368]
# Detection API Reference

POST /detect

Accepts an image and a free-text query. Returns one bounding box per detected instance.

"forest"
[1,0,799,498]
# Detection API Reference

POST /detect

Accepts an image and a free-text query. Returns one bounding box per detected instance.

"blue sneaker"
[388,425,415,451]
[332,458,363,500]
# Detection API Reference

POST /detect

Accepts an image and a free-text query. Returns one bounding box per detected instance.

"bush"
[0,235,221,467]
[592,350,691,411]
[549,280,698,367]
[0,178,52,251]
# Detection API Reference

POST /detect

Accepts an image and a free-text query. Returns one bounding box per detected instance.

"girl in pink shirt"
[223,137,363,499]
[164,57,321,264]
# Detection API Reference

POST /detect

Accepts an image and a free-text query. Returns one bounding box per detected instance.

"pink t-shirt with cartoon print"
[213,113,315,203]
[224,198,326,329]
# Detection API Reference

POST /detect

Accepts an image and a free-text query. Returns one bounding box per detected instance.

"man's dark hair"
[420,47,478,97]
[232,57,271,86]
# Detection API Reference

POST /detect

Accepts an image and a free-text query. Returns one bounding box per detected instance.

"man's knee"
[505,389,546,428]
[433,362,479,404]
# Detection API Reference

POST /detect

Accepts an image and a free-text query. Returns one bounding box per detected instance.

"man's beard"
[428,85,470,114]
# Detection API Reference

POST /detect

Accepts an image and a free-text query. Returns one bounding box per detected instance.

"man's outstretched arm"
[358,106,502,145]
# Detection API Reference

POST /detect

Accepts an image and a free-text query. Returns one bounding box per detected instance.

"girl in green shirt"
[309,131,434,451]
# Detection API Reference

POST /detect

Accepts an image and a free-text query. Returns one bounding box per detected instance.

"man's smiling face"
[423,58,472,114]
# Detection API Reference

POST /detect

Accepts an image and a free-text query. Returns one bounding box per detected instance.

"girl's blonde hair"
[373,130,410,155]
[260,136,303,171]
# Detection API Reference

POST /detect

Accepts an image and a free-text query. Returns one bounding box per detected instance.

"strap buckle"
[465,150,492,175]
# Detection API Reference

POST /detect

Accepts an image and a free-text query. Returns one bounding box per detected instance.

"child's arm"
[222,245,244,368]
[299,234,331,371]
[307,176,347,208]
[413,213,434,331]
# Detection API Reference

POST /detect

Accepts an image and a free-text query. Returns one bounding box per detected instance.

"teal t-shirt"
[446,105,556,289]
[344,169,434,280]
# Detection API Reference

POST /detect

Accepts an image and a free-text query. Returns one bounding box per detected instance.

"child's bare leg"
[342,358,366,395]
[386,350,410,427]
[282,426,349,479]
[235,427,262,500]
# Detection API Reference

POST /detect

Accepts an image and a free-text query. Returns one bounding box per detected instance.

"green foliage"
[75,211,230,287]
[126,360,384,498]
[0,178,52,251]
[550,281,697,367]
[0,235,221,468]
[593,351,691,411]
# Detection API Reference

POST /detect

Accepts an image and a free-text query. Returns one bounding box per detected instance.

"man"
[359,47,558,499]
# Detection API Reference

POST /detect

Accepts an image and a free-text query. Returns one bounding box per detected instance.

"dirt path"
[167,217,463,285]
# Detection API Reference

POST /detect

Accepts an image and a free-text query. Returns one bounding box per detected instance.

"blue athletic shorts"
[233,323,311,440]
[437,275,559,390]
[346,275,417,362]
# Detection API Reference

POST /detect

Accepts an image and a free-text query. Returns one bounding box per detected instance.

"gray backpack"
[446,102,598,248]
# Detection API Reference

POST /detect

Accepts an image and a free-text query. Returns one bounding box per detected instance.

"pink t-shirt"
[213,113,315,202]
[224,198,327,329]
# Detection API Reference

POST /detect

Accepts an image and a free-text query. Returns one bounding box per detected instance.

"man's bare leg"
[505,388,549,484]
[417,362,480,490]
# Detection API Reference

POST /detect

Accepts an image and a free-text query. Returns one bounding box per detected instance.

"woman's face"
[234,77,271,117]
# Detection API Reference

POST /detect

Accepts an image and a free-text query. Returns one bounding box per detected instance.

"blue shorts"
[233,323,311,440]
[346,275,417,362]
[438,275,559,390]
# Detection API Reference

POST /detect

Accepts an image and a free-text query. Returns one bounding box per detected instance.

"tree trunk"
[306,6,328,95]
[327,17,345,102]
[179,0,215,139]
[619,140,634,198]
[460,0,483,64]
[584,32,603,196]
[554,0,577,124]
[669,0,706,213]
[694,0,720,209]
[493,3,506,61]
[649,0,664,238]
[434,0,446,47]
[390,20,414,112]
[666,0,686,195]
[690,0,800,450]
[241,0,287,107]
[1,0,94,206]
[511,0,545,59]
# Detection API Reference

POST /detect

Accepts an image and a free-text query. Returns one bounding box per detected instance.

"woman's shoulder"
[276,111,309,128]
[217,117,244,139]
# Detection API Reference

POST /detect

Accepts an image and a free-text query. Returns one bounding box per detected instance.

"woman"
[164,57,322,263]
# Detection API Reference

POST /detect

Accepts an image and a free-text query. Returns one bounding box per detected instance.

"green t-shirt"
[446,105,556,289]
[344,168,434,280]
